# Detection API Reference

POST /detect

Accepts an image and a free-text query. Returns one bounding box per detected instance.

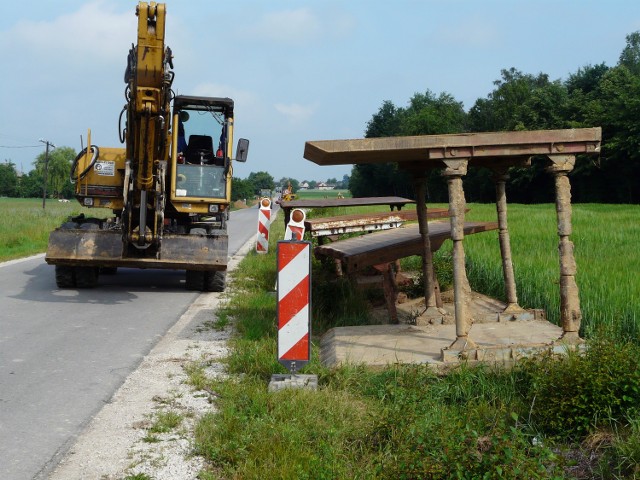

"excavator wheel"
[185,270,204,291]
[185,270,226,292]
[55,265,76,288]
[205,271,226,292]
[75,267,99,288]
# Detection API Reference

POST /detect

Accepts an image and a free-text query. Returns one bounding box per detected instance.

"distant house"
[299,181,309,190]
[317,182,335,191]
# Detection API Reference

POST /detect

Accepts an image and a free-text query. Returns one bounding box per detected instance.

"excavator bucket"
[45,228,228,271]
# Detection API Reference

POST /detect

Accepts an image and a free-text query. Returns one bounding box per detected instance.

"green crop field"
[0,198,110,262]
[286,198,640,341]
[460,203,640,341]
[295,188,351,200]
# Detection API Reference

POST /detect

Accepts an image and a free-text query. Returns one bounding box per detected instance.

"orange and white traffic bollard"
[284,208,306,241]
[256,197,271,253]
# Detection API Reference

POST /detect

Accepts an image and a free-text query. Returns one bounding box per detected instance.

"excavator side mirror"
[235,138,249,163]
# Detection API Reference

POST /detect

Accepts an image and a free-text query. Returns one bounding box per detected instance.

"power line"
[0,144,42,148]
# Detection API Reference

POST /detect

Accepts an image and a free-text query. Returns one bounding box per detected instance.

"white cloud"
[243,7,354,45]
[1,1,132,62]
[274,102,317,124]
[251,8,321,44]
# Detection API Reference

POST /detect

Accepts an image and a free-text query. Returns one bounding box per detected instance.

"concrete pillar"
[547,155,582,343]
[413,177,439,312]
[492,170,521,312]
[442,160,476,350]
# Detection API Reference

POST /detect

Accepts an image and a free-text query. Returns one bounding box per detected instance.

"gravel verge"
[48,237,255,480]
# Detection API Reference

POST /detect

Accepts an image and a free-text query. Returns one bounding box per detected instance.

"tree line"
[0,152,343,203]
[349,31,640,204]
[0,147,76,199]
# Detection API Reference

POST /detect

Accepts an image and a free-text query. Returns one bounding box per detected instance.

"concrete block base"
[269,374,318,392]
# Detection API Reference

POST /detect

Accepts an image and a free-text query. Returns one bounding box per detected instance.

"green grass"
[0,198,110,262]
[123,474,153,480]
[295,188,351,200]
[189,202,640,479]
[460,203,640,341]
[149,410,183,434]
[3,196,639,477]
[142,409,184,444]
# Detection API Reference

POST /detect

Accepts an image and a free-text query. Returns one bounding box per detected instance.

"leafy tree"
[564,63,613,202]
[0,161,19,197]
[278,177,299,192]
[231,177,254,202]
[467,69,570,202]
[566,63,610,97]
[365,100,402,137]
[619,31,640,75]
[468,68,568,133]
[583,65,640,202]
[350,91,466,200]
[350,31,640,204]
[563,44,640,203]
[400,91,466,136]
[335,174,349,189]
[247,171,275,194]
[18,170,44,198]
[33,146,76,199]
[349,99,406,197]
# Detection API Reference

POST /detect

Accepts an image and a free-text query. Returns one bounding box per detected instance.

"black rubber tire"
[75,267,99,288]
[204,271,226,292]
[79,221,101,230]
[185,270,204,290]
[55,265,76,288]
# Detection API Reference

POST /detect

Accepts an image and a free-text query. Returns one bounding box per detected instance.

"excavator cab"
[171,96,235,205]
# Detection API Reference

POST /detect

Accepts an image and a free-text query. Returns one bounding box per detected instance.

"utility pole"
[39,139,55,210]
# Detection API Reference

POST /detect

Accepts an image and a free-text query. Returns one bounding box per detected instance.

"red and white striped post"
[256,197,271,253]
[276,240,311,373]
[284,208,306,241]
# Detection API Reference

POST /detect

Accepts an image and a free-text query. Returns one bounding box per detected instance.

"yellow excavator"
[45,2,249,291]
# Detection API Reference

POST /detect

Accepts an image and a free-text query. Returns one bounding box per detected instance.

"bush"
[521,339,640,438]
[379,412,561,479]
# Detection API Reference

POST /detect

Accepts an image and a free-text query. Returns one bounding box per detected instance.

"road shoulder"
[48,237,255,480]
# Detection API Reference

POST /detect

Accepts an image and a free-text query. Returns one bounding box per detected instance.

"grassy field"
[191,208,640,479]
[3,195,639,477]
[0,198,110,262]
[294,188,351,200]
[461,203,640,341]
[292,196,640,340]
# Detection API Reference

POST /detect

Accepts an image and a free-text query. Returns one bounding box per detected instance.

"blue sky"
[1,0,639,182]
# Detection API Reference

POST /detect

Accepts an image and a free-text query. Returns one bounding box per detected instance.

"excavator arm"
[123,1,173,249]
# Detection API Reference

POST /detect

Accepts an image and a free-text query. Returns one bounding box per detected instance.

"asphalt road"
[0,206,261,480]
